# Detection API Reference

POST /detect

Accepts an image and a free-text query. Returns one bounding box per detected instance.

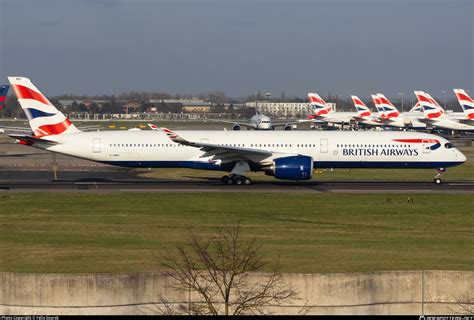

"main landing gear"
[221,174,253,185]
[434,168,446,185]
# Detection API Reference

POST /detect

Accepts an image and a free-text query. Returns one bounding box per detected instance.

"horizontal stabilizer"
[8,134,58,146]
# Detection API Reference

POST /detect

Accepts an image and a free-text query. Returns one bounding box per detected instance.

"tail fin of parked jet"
[371,94,385,118]
[454,89,474,119]
[147,123,160,131]
[351,95,371,118]
[307,93,333,116]
[414,91,445,119]
[8,77,80,137]
[409,102,423,113]
[376,94,400,118]
[0,85,9,110]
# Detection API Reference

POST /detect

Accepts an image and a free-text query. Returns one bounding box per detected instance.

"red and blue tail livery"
[8,77,79,136]
[307,93,333,117]
[454,89,474,119]
[376,94,400,118]
[351,95,371,118]
[0,85,9,110]
[414,91,445,119]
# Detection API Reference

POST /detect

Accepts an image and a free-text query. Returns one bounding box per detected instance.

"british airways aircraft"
[350,95,384,127]
[371,94,427,130]
[307,93,358,127]
[214,111,300,131]
[414,91,474,132]
[6,77,466,185]
[0,85,9,110]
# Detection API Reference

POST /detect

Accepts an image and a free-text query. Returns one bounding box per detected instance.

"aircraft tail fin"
[0,85,9,110]
[307,93,332,116]
[147,123,159,131]
[351,95,371,118]
[371,94,385,118]
[454,89,474,119]
[409,102,423,113]
[414,91,445,119]
[376,93,400,118]
[8,77,80,137]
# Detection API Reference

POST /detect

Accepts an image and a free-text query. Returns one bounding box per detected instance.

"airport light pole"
[398,92,405,112]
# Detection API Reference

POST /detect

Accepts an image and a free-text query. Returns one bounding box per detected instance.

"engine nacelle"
[267,155,313,180]
[283,124,292,131]
[232,124,241,130]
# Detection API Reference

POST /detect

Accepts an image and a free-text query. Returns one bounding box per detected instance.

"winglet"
[161,127,186,143]
[147,123,159,131]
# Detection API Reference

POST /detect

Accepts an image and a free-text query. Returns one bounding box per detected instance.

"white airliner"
[371,94,426,130]
[350,95,384,127]
[6,77,466,185]
[414,91,474,132]
[307,93,357,127]
[214,112,300,130]
[453,89,474,121]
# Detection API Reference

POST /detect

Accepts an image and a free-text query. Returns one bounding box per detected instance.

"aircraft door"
[320,139,328,153]
[93,138,101,153]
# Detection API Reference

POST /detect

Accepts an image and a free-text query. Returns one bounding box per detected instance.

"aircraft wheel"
[233,177,243,185]
[434,178,442,185]
[242,177,252,185]
[222,175,230,184]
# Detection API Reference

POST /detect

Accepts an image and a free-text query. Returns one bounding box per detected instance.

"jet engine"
[265,155,313,180]
[232,124,241,130]
[283,124,292,131]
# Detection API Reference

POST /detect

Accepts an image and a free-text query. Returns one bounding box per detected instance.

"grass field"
[0,193,472,274]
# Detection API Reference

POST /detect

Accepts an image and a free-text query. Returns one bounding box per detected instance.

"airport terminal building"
[245,101,337,117]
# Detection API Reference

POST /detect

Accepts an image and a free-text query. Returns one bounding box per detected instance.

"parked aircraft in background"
[307,93,358,127]
[371,94,426,130]
[5,77,466,185]
[350,95,383,127]
[0,85,9,110]
[414,91,474,132]
[453,89,474,122]
[215,111,301,130]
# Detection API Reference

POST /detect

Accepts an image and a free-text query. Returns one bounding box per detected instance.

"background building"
[244,101,337,117]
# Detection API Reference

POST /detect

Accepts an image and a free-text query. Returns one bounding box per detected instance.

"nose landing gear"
[434,168,446,184]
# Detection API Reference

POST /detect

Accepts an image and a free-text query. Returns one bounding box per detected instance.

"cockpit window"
[444,143,454,149]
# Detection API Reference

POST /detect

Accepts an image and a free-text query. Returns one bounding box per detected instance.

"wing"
[77,125,103,131]
[212,119,255,128]
[271,120,303,127]
[160,127,293,165]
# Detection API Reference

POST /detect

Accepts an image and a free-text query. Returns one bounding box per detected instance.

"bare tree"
[450,294,474,315]
[154,220,298,315]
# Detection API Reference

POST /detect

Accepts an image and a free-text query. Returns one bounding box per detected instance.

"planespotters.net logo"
[1,317,59,320]
[420,316,474,320]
